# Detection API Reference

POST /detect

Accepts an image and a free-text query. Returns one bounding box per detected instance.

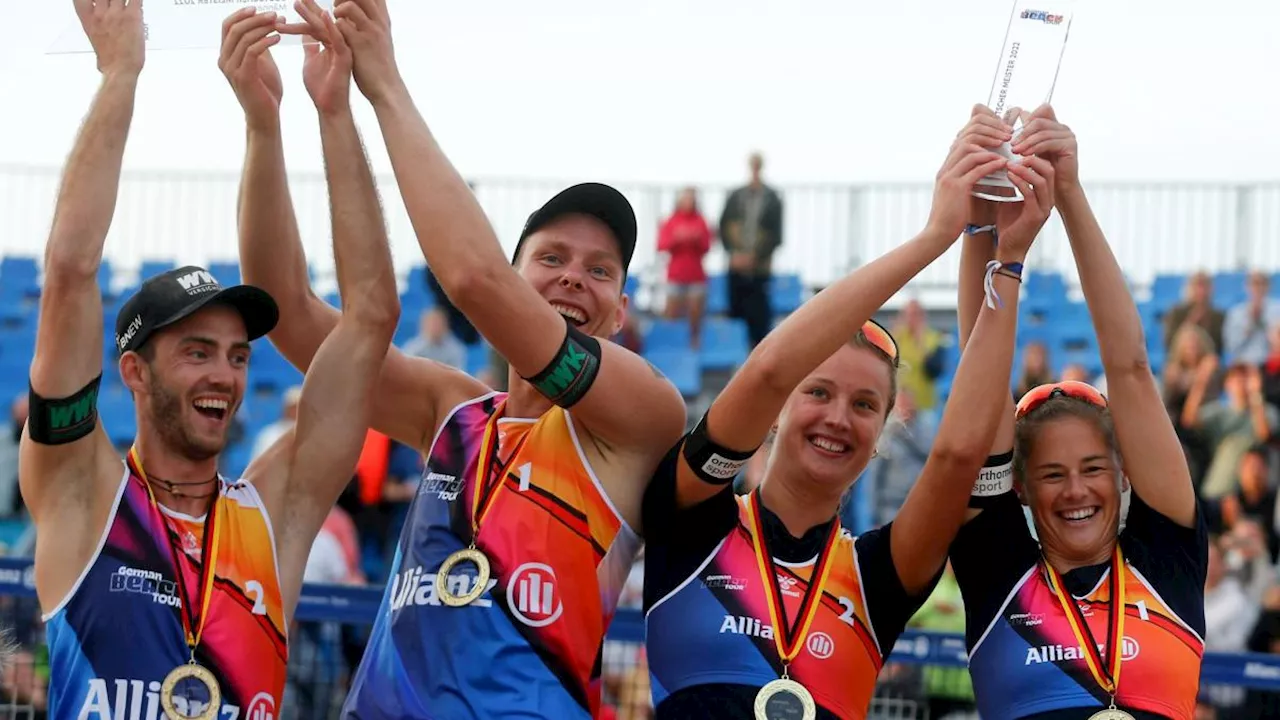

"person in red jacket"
[658,187,713,347]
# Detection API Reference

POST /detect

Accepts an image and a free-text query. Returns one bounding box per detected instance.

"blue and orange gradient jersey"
[45,468,287,720]
[343,392,642,719]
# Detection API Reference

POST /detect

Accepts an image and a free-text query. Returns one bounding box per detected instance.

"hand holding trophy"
[972,0,1075,202]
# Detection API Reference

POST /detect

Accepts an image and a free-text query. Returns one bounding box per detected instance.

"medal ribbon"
[1044,545,1126,696]
[747,489,841,667]
[128,446,223,653]
[469,402,532,540]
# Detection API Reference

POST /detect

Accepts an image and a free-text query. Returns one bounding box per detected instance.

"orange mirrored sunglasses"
[860,318,899,365]
[1015,381,1108,419]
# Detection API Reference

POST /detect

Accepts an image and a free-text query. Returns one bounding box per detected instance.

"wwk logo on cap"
[175,269,220,295]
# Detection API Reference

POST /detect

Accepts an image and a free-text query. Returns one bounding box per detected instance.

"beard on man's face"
[146,371,225,462]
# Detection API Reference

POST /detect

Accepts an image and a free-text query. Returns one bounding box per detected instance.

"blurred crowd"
[0,152,1279,718]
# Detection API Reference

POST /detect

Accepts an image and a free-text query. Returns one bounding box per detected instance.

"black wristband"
[969,450,1015,509]
[27,375,103,446]
[522,318,602,409]
[681,412,758,485]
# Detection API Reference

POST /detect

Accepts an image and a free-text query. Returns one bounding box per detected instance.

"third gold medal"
[130,447,224,720]
[747,489,840,720]
[436,402,530,607]
[1045,545,1135,720]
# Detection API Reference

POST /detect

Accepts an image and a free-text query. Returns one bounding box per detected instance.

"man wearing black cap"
[22,5,397,718]
[237,1,687,716]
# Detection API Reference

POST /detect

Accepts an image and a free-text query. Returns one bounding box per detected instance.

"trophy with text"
[49,0,330,54]
[973,0,1074,202]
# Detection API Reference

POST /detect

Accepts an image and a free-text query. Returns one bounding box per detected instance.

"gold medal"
[130,447,225,720]
[435,546,491,607]
[436,402,529,609]
[754,677,816,720]
[1087,709,1136,720]
[160,662,221,720]
[1045,546,1130,719]
[746,490,840,719]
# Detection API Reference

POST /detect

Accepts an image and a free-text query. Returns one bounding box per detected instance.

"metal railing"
[3,165,1279,301]
[0,557,1275,719]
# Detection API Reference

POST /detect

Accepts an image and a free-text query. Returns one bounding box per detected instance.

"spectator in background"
[402,307,467,371]
[719,151,783,348]
[893,299,945,411]
[1165,324,1222,482]
[657,187,712,348]
[1185,361,1276,499]
[1242,585,1280,718]
[1164,270,1225,353]
[250,385,301,460]
[870,387,938,526]
[1262,323,1280,409]
[1014,341,1054,402]
[1225,272,1280,366]
[1059,363,1096,386]
[0,395,27,519]
[1203,524,1273,713]
[1218,443,1280,561]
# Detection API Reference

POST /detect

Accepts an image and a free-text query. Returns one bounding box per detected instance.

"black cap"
[512,183,637,274]
[114,266,279,355]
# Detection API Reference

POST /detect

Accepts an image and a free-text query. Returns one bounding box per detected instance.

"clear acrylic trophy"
[973,0,1075,202]
[48,0,331,54]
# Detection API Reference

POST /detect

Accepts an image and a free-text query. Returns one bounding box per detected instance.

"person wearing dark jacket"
[719,152,784,347]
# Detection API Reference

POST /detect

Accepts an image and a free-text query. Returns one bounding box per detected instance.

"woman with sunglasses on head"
[639,122,1057,720]
[949,105,1207,720]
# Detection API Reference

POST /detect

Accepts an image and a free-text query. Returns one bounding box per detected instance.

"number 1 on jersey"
[517,463,532,492]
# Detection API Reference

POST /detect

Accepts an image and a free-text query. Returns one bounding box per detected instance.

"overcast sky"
[1,0,1276,187]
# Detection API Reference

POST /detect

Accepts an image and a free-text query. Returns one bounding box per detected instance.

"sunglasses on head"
[1015,381,1108,420]
[860,318,899,366]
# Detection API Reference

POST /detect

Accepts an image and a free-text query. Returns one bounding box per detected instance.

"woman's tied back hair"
[1013,394,1120,482]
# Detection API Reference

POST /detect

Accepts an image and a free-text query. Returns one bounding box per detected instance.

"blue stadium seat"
[248,339,302,393]
[1214,271,1248,308]
[139,260,176,280]
[208,261,241,286]
[624,275,640,299]
[0,256,39,300]
[1021,270,1068,322]
[770,274,804,315]
[705,274,729,316]
[643,348,701,398]
[698,317,749,371]
[644,319,692,350]
[98,260,116,299]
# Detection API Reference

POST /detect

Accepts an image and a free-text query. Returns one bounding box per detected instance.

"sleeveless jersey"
[45,466,288,720]
[646,495,885,720]
[343,392,642,719]
[968,560,1204,720]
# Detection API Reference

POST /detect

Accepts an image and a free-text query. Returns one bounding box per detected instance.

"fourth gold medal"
[436,403,531,607]
[747,489,841,720]
[1045,545,1135,720]
[129,447,223,720]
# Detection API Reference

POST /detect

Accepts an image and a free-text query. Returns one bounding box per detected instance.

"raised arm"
[954,106,1018,522]
[890,155,1054,594]
[244,3,400,603]
[335,0,685,455]
[20,0,145,519]
[669,139,1011,510]
[222,8,482,453]
[1014,106,1196,528]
